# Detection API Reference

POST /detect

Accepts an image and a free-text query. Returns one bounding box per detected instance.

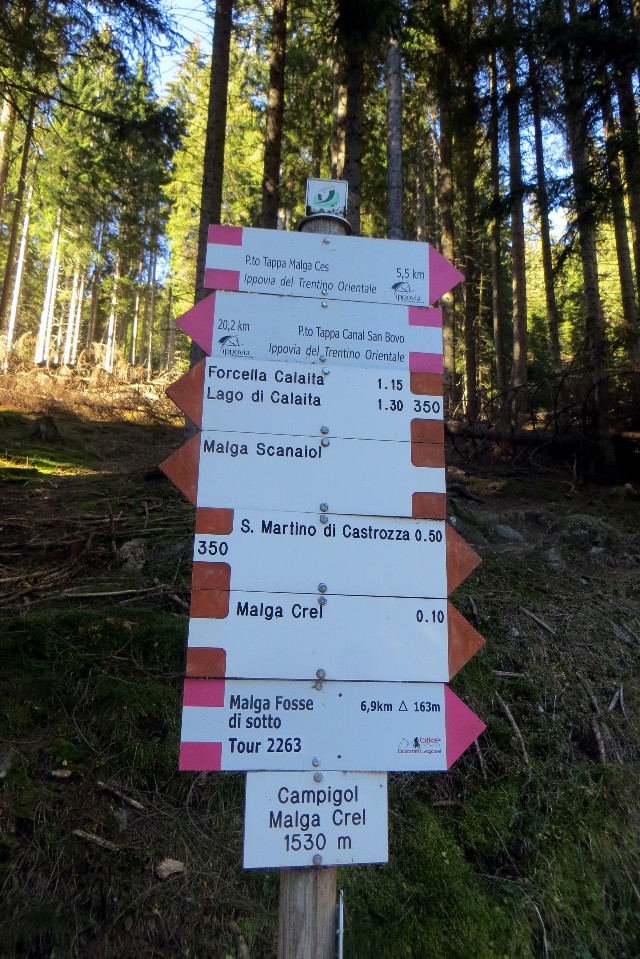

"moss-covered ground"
[1,370,639,957]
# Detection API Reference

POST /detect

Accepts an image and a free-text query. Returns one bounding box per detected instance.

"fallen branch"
[492,670,526,679]
[63,586,160,598]
[496,694,530,765]
[590,716,606,762]
[446,421,584,448]
[97,781,144,811]
[522,608,557,636]
[473,738,488,780]
[72,829,121,852]
[578,674,601,716]
[468,595,478,622]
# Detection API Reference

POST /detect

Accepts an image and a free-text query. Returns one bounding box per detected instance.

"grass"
[1,369,640,957]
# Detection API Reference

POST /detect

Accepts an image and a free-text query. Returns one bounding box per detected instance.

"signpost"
[162,183,485,959]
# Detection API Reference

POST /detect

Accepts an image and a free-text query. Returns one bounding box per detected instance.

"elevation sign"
[244,771,388,869]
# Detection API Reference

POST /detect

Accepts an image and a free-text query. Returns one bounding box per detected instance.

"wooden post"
[278,866,338,959]
[277,208,351,959]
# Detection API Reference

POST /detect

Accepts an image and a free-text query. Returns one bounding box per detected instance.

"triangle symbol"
[175,293,216,355]
[166,360,205,427]
[446,524,481,594]
[399,701,408,712]
[444,687,486,768]
[159,433,201,505]
[447,602,485,678]
[429,246,465,303]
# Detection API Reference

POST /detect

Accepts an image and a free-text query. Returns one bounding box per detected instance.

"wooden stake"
[278,867,337,959]
[276,208,350,959]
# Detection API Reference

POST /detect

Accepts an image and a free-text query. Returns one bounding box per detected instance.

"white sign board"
[244,771,388,868]
[206,225,435,306]
[179,679,485,772]
[188,594,450,682]
[198,290,444,372]
[193,511,449,597]
[194,431,445,516]
[201,358,442,441]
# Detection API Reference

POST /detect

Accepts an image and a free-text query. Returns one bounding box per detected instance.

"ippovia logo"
[218,334,250,357]
[391,281,421,304]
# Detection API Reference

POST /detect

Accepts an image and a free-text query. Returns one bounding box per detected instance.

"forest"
[0,0,639,479]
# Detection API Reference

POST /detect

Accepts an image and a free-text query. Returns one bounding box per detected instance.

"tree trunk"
[386,31,403,240]
[85,221,103,350]
[3,183,32,367]
[0,99,35,334]
[599,72,638,334]
[331,44,347,179]
[260,0,287,229]
[436,0,457,413]
[190,0,233,386]
[504,0,528,407]
[528,49,563,373]
[129,257,144,365]
[195,0,233,304]
[488,8,508,398]
[462,0,478,420]
[605,0,640,287]
[343,40,363,235]
[104,252,121,373]
[464,134,478,420]
[71,273,85,365]
[34,208,62,365]
[560,0,618,479]
[416,125,427,242]
[146,246,157,381]
[166,284,175,371]
[62,264,80,366]
[0,96,16,226]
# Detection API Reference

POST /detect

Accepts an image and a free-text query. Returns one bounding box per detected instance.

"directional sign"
[244,771,388,868]
[176,289,445,387]
[205,225,463,307]
[188,510,478,599]
[179,679,485,772]
[186,593,483,682]
[161,430,448,519]
[168,358,444,446]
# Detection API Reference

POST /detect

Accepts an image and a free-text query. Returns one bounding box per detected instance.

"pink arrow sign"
[178,677,485,772]
[204,225,463,308]
[174,289,446,392]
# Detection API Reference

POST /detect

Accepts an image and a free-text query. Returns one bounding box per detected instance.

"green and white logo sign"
[306,178,348,217]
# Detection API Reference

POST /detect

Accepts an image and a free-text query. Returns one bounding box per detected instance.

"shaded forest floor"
[1,369,640,958]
